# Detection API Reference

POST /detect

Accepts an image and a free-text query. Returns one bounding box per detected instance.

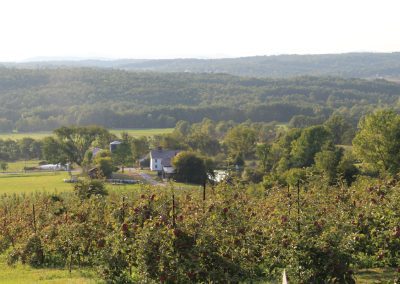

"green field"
[0,254,99,284]
[0,172,144,195]
[0,253,395,284]
[0,128,174,140]
[4,160,41,172]
[110,128,173,137]
[0,172,73,195]
[356,268,397,283]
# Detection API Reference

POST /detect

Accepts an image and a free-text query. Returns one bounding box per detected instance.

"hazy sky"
[0,0,399,61]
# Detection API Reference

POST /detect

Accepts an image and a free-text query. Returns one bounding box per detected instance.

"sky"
[0,0,399,61]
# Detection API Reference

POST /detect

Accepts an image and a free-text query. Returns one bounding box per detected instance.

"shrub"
[74,179,108,199]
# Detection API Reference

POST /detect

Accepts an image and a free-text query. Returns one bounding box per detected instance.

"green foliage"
[283,168,308,186]
[256,143,271,172]
[186,132,220,156]
[2,68,400,131]
[324,114,355,145]
[338,153,359,185]
[242,167,264,183]
[95,156,115,179]
[54,125,113,166]
[42,137,68,164]
[152,133,187,150]
[224,125,257,159]
[2,176,400,282]
[112,133,133,172]
[0,161,8,172]
[314,146,343,184]
[353,110,400,175]
[21,235,45,267]
[290,125,332,167]
[18,138,42,160]
[131,136,150,162]
[172,151,209,184]
[74,179,108,199]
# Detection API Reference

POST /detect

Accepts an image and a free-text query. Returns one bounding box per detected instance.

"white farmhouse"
[149,147,180,176]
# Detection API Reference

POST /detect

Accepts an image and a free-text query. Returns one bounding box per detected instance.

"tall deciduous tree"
[324,114,355,145]
[353,110,400,175]
[224,125,257,159]
[131,136,149,162]
[172,151,211,184]
[54,126,112,166]
[256,143,271,172]
[42,137,68,164]
[112,132,133,172]
[290,125,332,168]
[314,145,343,184]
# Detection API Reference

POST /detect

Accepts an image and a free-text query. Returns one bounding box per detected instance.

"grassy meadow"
[0,172,145,195]
[4,160,41,172]
[0,254,99,284]
[0,128,174,140]
[0,253,395,283]
[0,172,73,195]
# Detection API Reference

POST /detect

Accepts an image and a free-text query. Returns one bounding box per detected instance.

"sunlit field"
[0,128,174,140]
[0,254,99,284]
[0,172,145,195]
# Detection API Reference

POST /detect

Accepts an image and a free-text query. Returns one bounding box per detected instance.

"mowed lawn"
[0,172,73,195]
[0,128,173,140]
[0,171,145,195]
[5,160,41,172]
[0,254,99,284]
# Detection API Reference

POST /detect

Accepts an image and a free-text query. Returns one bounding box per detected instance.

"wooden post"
[203,180,206,202]
[287,184,291,216]
[297,180,301,234]
[32,204,37,234]
[121,196,125,222]
[68,253,72,273]
[172,193,176,228]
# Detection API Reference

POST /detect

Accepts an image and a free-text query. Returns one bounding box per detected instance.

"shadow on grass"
[356,268,397,283]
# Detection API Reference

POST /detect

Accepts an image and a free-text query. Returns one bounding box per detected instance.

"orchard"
[0,176,400,283]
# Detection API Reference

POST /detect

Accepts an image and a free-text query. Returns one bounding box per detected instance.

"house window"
[155,165,157,169]
[154,159,157,163]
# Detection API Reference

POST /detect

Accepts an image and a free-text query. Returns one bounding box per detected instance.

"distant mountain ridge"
[2,52,400,79]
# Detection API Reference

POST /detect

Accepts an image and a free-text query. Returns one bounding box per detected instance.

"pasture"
[4,160,41,172]
[0,254,99,284]
[0,253,101,284]
[0,172,144,195]
[0,172,73,195]
[0,128,174,140]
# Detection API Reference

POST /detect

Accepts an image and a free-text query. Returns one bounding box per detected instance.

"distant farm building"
[109,141,122,153]
[150,147,180,178]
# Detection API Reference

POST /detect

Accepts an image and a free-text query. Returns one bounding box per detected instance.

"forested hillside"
[1,67,400,131]
[5,52,400,79]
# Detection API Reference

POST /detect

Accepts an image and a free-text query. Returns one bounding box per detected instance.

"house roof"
[110,141,122,145]
[150,149,180,164]
[92,147,102,157]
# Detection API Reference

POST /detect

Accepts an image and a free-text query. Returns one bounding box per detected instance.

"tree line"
[1,68,400,131]
[1,109,400,189]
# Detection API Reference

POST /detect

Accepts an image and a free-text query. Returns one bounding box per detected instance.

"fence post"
[121,196,125,222]
[32,204,37,234]
[297,180,301,234]
[172,193,176,228]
